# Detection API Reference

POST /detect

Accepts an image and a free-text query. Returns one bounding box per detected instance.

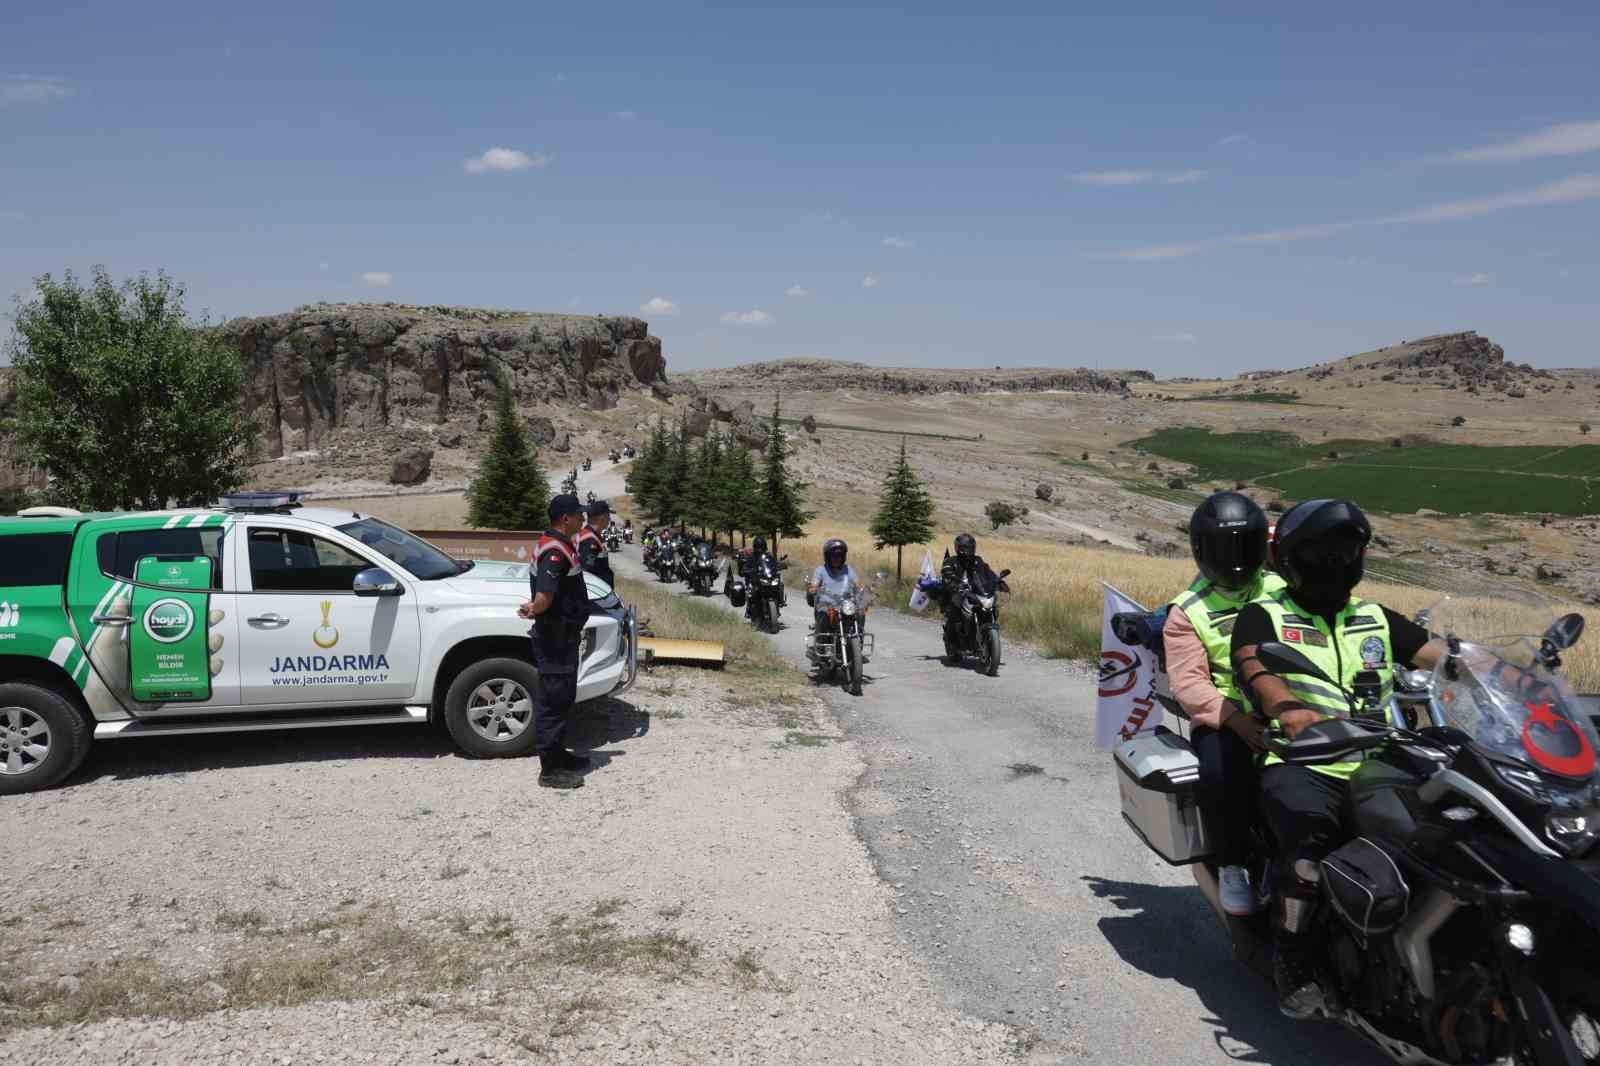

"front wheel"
[983,628,1002,677]
[443,657,542,759]
[0,683,91,795]
[764,597,780,633]
[846,636,864,696]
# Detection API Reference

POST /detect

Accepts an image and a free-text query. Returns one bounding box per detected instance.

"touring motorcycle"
[806,585,874,696]
[1113,590,1600,1065]
[603,526,624,553]
[686,540,719,596]
[942,566,1011,676]
[652,540,676,583]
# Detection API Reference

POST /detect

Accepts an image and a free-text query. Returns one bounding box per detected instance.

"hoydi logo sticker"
[313,600,340,649]
[143,598,195,644]
[0,602,19,628]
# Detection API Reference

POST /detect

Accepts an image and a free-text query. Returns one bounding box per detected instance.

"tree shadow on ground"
[1082,876,1383,1066]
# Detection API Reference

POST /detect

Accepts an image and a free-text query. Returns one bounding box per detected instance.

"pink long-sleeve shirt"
[1162,605,1234,730]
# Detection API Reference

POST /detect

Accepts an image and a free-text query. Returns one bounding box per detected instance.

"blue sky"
[3,0,1598,375]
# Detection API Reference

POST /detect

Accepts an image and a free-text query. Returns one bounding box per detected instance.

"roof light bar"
[219,491,306,511]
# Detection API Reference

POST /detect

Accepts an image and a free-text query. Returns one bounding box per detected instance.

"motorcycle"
[623,445,636,459]
[603,527,623,553]
[942,567,1011,676]
[672,541,695,585]
[653,541,676,583]
[609,449,622,463]
[736,553,787,633]
[582,458,592,472]
[686,541,718,596]
[1113,589,1600,1066]
[806,585,874,696]
[622,524,634,545]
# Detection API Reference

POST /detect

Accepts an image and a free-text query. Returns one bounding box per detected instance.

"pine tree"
[687,429,725,540]
[627,419,670,519]
[756,395,813,551]
[717,441,760,546]
[869,436,936,581]
[653,412,693,529]
[467,377,549,530]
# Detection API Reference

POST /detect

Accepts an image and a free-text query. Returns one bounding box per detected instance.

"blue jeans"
[1192,724,1257,868]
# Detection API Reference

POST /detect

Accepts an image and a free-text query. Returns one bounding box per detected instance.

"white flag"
[907,549,936,612]
[1095,583,1162,750]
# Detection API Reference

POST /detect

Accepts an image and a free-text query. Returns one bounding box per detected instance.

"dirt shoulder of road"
[0,668,1025,1064]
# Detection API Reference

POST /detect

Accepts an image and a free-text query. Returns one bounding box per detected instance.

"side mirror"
[1255,641,1339,688]
[1544,613,1585,653]
[998,569,1012,580]
[353,567,403,597]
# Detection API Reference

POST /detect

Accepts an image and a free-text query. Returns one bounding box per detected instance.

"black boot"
[556,749,591,771]
[538,753,584,790]
[1274,933,1325,1020]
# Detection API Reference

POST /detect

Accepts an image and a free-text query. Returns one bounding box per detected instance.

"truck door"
[234,523,421,706]
[67,516,243,715]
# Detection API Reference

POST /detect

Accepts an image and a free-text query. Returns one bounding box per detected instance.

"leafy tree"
[467,377,549,529]
[984,500,1021,531]
[1582,423,1592,436]
[869,437,936,581]
[8,269,255,510]
[754,396,813,551]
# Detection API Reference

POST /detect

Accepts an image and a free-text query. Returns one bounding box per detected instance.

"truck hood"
[433,560,621,609]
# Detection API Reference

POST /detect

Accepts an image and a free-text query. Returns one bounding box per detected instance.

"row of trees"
[626,399,814,549]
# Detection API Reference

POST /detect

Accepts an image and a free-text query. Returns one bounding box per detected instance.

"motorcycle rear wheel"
[846,636,864,696]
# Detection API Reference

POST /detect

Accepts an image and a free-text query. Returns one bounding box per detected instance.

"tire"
[0,682,91,795]
[764,598,780,633]
[983,628,1002,676]
[442,657,543,759]
[1557,974,1600,1064]
[846,636,864,696]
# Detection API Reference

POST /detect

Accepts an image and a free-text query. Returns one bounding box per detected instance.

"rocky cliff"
[685,358,1137,396]
[220,303,667,458]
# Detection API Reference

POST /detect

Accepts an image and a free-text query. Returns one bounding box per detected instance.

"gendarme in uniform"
[530,495,590,763]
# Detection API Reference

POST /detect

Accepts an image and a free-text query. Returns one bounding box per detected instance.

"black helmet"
[752,534,767,555]
[1189,492,1267,590]
[823,538,848,568]
[954,533,976,558]
[1274,499,1372,608]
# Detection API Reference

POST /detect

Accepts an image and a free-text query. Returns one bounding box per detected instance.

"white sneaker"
[1219,865,1258,916]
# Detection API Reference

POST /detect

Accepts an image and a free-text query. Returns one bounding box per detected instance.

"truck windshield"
[337,518,461,580]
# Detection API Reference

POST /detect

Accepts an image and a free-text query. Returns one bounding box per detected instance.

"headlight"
[977,596,995,610]
[1547,810,1600,856]
[841,601,857,616]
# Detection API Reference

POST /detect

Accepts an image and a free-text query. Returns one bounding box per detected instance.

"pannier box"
[1114,728,1211,865]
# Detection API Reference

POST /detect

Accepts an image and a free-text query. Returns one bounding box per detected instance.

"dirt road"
[613,549,1386,1065]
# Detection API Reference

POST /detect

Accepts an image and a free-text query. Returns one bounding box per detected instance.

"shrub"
[984,500,1021,531]
[1582,423,1593,436]
[1451,415,1467,427]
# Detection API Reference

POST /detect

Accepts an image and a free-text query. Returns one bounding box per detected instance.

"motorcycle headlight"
[977,595,995,610]
[841,601,857,617]
[1547,810,1600,856]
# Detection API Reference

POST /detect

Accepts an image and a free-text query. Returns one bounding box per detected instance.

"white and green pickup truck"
[0,493,636,794]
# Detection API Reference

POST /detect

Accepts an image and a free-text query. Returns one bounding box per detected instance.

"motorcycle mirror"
[1254,641,1339,689]
[1543,612,1585,653]
[998,569,1012,580]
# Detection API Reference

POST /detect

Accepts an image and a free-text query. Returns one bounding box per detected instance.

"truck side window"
[247,529,373,593]
[0,533,73,587]
[97,529,226,589]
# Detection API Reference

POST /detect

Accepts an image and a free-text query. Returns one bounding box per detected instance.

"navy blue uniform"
[530,530,588,755]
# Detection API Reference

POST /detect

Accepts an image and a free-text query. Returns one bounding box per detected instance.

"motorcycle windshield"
[697,545,713,561]
[1433,641,1600,791]
[966,567,999,596]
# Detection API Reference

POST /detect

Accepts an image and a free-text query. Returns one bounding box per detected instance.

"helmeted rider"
[807,538,863,629]
[940,533,1001,654]
[1162,492,1284,918]
[1230,499,1444,1019]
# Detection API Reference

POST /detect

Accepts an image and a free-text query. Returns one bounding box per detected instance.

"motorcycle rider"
[1230,499,1444,1019]
[1162,492,1283,918]
[576,499,614,587]
[939,533,1002,660]
[807,538,864,630]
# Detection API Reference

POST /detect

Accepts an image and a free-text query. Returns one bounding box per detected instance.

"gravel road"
[612,549,1387,1065]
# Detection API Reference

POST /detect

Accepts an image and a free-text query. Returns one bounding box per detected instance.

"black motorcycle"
[731,553,787,632]
[603,526,623,553]
[942,567,1010,676]
[686,541,718,596]
[1115,600,1600,1066]
[653,541,676,583]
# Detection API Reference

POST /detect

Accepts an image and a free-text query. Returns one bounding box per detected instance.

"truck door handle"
[91,613,132,627]
[248,613,290,629]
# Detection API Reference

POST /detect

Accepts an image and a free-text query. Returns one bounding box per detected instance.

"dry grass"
[778,523,1600,689]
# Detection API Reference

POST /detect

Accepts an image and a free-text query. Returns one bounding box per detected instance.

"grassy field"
[1130,428,1599,515]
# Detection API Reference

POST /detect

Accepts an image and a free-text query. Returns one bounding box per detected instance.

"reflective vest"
[533,532,588,636]
[1256,588,1394,780]
[1167,571,1284,705]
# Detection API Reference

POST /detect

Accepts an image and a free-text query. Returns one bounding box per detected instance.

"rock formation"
[219,304,667,458]
[686,359,1136,397]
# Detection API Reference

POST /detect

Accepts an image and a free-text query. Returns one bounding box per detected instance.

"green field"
[1181,391,1325,406]
[1129,428,1599,515]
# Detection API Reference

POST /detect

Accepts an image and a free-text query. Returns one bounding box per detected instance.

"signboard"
[411,529,542,564]
[129,555,213,703]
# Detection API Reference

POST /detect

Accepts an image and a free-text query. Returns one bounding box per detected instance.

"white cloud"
[613,110,637,121]
[785,285,810,297]
[641,296,678,315]
[1110,173,1600,261]
[463,147,551,174]
[360,272,393,287]
[1453,273,1490,287]
[1450,120,1600,163]
[720,310,773,326]
[1069,169,1208,186]
[861,274,879,288]
[0,75,71,106]
[881,236,916,248]
[1155,331,1198,343]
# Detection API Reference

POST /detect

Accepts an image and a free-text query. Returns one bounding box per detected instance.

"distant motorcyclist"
[806,538,863,628]
[1230,499,1445,1019]
[1162,492,1282,918]
[939,533,1001,653]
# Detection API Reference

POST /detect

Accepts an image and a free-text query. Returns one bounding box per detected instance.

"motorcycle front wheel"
[846,635,864,696]
[764,598,780,633]
[983,628,1002,677]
